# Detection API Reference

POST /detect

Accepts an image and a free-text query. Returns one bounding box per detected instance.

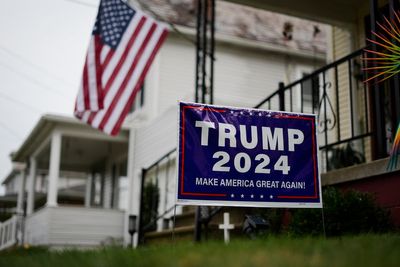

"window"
[130,83,145,113]
[301,72,320,111]
[91,173,104,207]
[294,66,320,113]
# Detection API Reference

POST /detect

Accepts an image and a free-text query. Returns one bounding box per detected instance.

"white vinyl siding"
[157,37,196,114]
[331,26,371,162]
[25,206,124,248]
[213,45,285,107]
[134,107,177,170]
[332,26,353,142]
[157,35,297,116]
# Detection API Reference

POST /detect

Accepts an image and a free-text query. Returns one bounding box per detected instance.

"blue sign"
[176,102,322,208]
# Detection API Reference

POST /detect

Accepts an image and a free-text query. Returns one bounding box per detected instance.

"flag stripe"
[87,38,99,110]
[76,72,85,112]
[82,111,91,122]
[82,60,90,110]
[101,48,114,71]
[100,46,111,65]
[94,36,103,109]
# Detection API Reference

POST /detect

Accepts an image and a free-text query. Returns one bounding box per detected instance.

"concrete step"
[144,207,254,245]
[171,207,246,229]
[144,225,195,245]
[144,223,246,245]
[173,211,195,228]
[182,205,197,213]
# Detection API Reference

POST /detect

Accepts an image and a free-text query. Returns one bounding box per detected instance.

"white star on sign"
[270,195,273,199]
[260,195,264,199]
[231,194,234,198]
[250,194,254,198]
[241,194,244,198]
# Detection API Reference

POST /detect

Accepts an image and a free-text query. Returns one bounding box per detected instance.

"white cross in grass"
[219,212,235,244]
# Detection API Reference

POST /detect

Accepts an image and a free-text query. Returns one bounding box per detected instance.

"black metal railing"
[137,149,176,245]
[255,47,397,172]
[137,148,222,245]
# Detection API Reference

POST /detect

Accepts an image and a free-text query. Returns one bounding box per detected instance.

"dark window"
[302,72,319,110]
[130,83,145,113]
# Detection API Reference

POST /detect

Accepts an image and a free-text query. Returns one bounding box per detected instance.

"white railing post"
[0,215,18,251]
[0,222,3,247]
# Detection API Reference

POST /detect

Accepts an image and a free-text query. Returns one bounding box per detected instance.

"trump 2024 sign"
[176,102,322,208]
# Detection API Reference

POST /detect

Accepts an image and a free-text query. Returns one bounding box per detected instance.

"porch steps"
[173,211,196,228]
[182,206,197,213]
[143,207,196,244]
[143,207,251,245]
[144,225,195,245]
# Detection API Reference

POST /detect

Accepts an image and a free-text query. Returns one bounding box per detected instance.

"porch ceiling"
[36,136,128,172]
[224,0,366,26]
[12,114,129,172]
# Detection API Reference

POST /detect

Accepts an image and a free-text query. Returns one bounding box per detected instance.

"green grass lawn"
[0,235,399,267]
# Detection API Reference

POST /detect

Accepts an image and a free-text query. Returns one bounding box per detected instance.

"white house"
[0,115,129,249]
[0,0,327,249]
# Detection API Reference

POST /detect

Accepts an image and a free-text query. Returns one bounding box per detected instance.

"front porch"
[5,114,129,248]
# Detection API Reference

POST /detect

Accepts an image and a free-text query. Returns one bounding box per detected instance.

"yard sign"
[176,102,322,208]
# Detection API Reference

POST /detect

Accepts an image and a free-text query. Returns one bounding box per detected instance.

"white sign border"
[175,101,323,209]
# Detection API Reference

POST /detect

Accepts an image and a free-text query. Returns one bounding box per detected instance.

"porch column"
[85,173,93,207]
[46,131,62,207]
[369,0,387,159]
[16,166,27,215]
[389,0,400,131]
[103,160,113,209]
[26,157,37,215]
[112,164,120,209]
[125,129,140,247]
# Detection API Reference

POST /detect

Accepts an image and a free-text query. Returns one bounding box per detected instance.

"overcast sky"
[0,0,100,193]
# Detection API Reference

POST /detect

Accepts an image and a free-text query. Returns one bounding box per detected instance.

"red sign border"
[178,104,320,200]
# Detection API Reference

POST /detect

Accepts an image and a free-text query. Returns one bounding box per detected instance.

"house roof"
[137,0,327,55]
[0,185,85,206]
[11,114,129,164]
[1,161,27,185]
[224,0,366,27]
[1,169,18,186]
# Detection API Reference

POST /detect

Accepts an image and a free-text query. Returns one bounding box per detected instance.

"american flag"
[74,0,168,135]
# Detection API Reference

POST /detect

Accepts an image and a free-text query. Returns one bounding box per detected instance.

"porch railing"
[138,149,177,244]
[255,47,397,172]
[0,215,18,250]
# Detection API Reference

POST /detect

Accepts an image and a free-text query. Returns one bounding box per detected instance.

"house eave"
[224,0,365,27]
[11,114,130,163]
[1,169,18,186]
[170,25,326,61]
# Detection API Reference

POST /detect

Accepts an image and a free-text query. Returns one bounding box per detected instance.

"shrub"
[141,182,160,232]
[289,187,392,236]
